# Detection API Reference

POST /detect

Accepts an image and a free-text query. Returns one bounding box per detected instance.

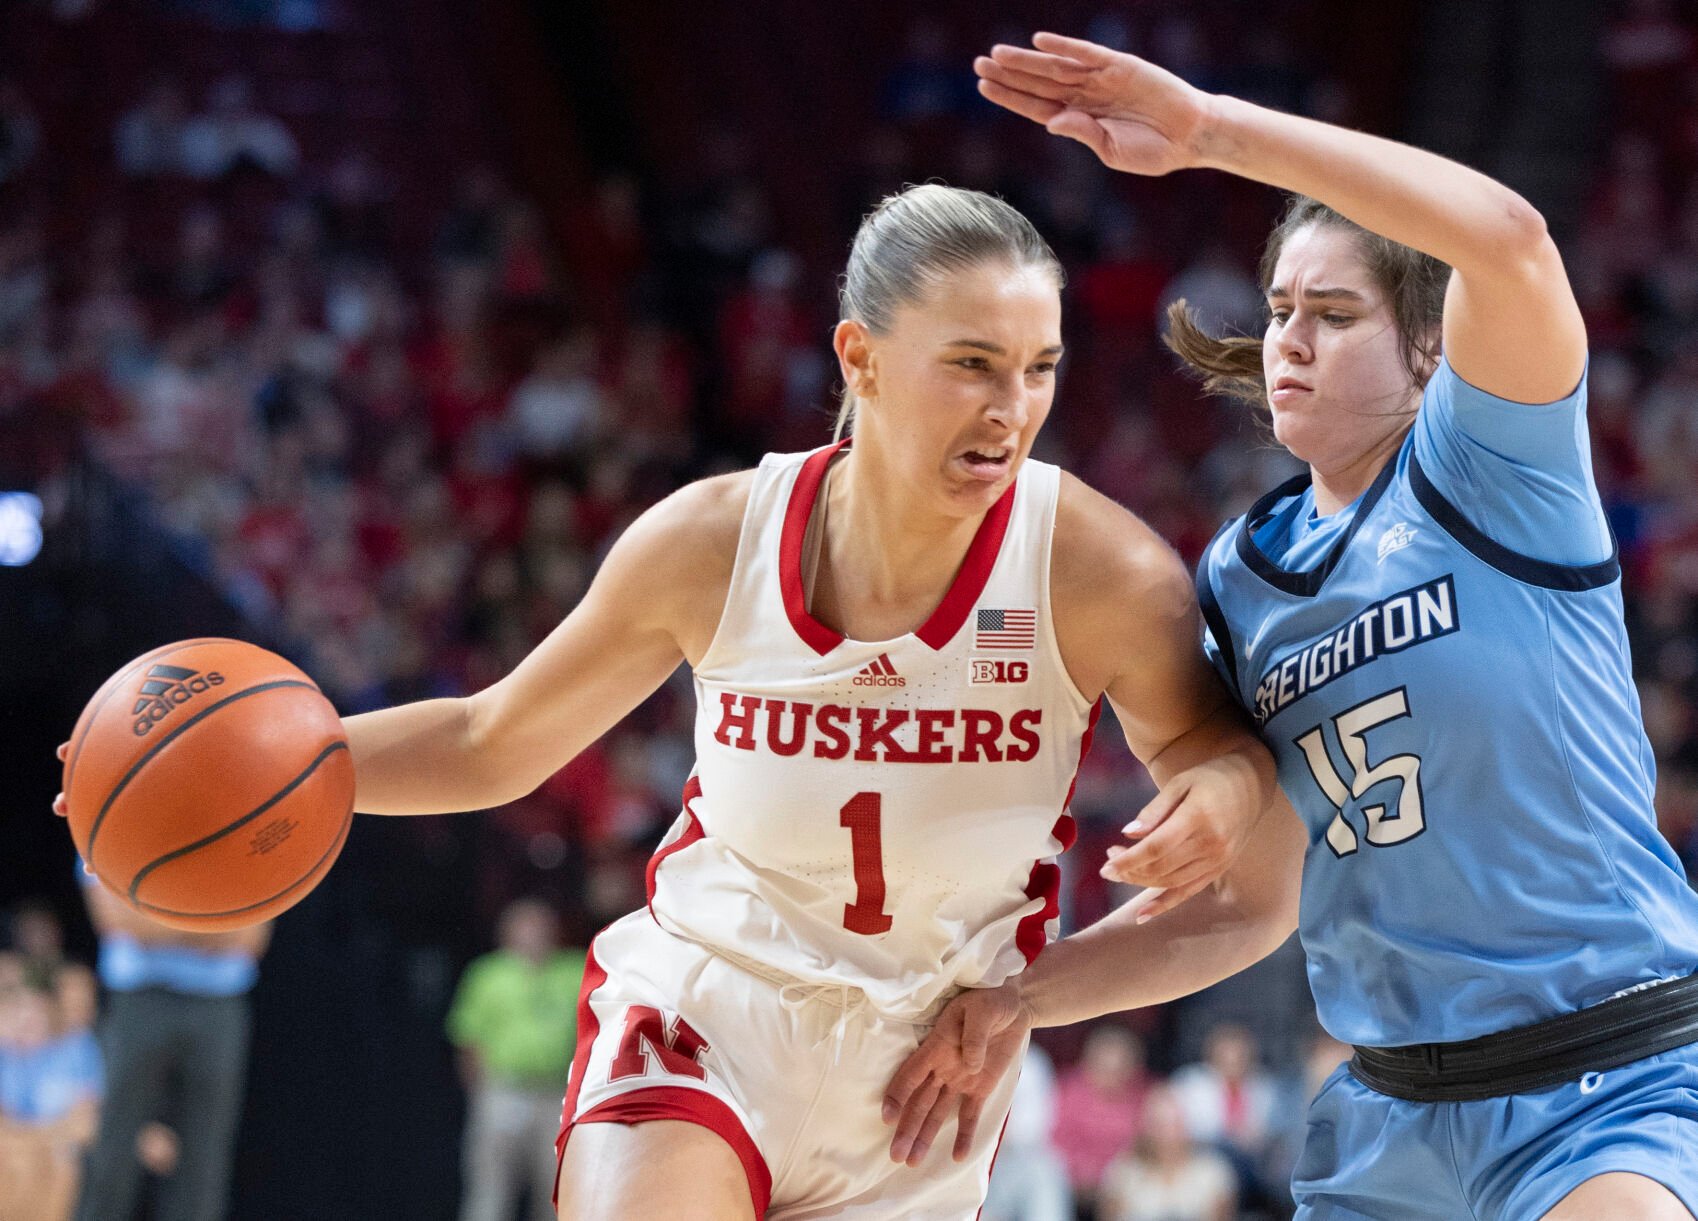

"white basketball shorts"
[553,909,1023,1219]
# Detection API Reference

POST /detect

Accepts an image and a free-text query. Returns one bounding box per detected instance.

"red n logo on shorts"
[608,1006,711,1082]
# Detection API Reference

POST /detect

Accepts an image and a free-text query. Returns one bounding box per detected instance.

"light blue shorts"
[1293,1042,1698,1219]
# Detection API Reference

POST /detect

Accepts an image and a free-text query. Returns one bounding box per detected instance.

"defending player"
[884,34,1698,1221]
[328,185,1288,1219]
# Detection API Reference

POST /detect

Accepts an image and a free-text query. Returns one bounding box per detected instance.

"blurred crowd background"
[1,0,1695,1218]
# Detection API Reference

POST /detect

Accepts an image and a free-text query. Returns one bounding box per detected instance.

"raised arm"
[975,32,1586,403]
[345,472,747,815]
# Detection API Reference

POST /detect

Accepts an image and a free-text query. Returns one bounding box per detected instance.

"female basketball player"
[884,33,1698,1221]
[260,185,1283,1219]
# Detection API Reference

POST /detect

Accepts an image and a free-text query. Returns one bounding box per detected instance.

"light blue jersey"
[1198,357,1698,1049]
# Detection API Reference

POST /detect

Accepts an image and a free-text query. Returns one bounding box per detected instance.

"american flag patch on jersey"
[975,608,1036,650]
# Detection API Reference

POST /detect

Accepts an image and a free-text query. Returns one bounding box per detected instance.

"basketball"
[63,638,355,932]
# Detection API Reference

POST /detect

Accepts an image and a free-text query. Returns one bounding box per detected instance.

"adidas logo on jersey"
[132,664,226,736]
[853,654,906,687]
[1377,522,1418,564]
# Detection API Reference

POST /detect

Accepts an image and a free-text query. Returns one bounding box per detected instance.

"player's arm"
[1053,475,1279,919]
[883,796,1306,1164]
[975,33,1586,402]
[344,473,746,815]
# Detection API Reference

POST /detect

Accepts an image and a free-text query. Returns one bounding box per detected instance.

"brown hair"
[835,184,1064,438]
[1162,196,1449,409]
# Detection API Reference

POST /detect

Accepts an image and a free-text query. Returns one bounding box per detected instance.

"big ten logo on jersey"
[970,658,1029,685]
[608,1006,709,1083]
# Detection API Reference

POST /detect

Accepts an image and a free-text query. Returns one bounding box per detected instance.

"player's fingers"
[1109,841,1207,890]
[52,792,67,819]
[1106,827,1189,880]
[1031,30,1121,66]
[56,741,69,762]
[904,1085,956,1167]
[883,1040,941,1123]
[888,1075,943,1163]
[987,43,1093,81]
[973,58,1077,105]
[952,1093,987,1162]
[975,78,1065,127]
[1046,109,1110,158]
[956,1003,1003,1077]
[1133,871,1217,922]
[1124,782,1187,837]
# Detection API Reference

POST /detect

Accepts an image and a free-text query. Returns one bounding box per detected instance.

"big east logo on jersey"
[131,664,226,736]
[970,659,1028,684]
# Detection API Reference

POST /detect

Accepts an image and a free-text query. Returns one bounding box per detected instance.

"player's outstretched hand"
[973,32,1213,178]
[1100,754,1264,921]
[52,741,68,818]
[883,980,1030,1166]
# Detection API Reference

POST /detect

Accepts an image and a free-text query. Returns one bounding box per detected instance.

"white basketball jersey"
[646,441,1100,1021]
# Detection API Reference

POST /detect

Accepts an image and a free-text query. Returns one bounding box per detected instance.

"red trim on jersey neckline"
[778,439,1019,656]
[1015,698,1102,965]
[646,776,706,922]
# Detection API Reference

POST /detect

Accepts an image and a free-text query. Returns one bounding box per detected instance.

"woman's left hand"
[973,32,1214,177]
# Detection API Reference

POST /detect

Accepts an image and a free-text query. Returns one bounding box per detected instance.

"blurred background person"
[73,870,269,1221]
[1099,1084,1237,1221]
[982,1043,1072,1221]
[1171,1024,1279,1214]
[445,897,584,1221]
[1051,1024,1151,1221]
[0,973,102,1221]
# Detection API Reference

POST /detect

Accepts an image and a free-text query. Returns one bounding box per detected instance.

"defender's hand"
[973,32,1215,177]
[883,980,1031,1166]
[1101,754,1265,920]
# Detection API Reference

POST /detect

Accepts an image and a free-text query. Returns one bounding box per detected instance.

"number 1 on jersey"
[840,792,893,935]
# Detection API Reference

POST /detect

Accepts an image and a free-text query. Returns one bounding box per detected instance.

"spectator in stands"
[0,975,102,1221]
[446,897,585,1221]
[981,1044,1072,1221]
[73,868,270,1221]
[1050,1024,1151,1220]
[180,75,299,181]
[1098,1084,1236,1221]
[7,900,69,984]
[113,80,192,178]
[506,329,606,465]
[1170,1023,1278,1207]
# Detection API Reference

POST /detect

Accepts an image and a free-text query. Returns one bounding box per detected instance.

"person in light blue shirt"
[72,863,271,1221]
[885,30,1698,1221]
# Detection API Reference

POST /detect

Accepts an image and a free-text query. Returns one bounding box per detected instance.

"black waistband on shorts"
[1349,970,1698,1102]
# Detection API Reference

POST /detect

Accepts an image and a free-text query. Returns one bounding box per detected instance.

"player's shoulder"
[612,468,755,583]
[1051,471,1194,622]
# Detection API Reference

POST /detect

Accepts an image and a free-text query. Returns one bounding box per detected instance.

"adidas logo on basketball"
[852,654,906,688]
[132,664,225,736]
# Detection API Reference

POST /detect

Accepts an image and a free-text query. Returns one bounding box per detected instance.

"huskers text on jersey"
[712,694,1043,763]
